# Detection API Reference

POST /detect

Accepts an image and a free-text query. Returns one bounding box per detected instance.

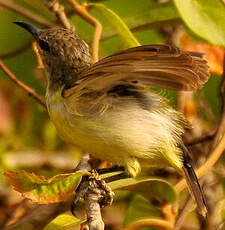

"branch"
[175,53,225,194]
[124,204,176,230]
[72,172,113,230]
[2,205,43,230]
[124,218,172,230]
[174,196,193,230]
[67,0,102,62]
[0,59,46,108]
[0,40,32,58]
[32,41,44,69]
[210,52,225,149]
[184,128,216,146]
[0,0,51,27]
[45,0,72,30]
[175,116,225,193]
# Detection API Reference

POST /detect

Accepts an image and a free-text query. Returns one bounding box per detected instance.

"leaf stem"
[0,59,46,108]
[175,53,225,193]
[124,218,173,230]
[0,0,51,27]
[67,0,102,62]
[124,204,176,230]
[45,0,72,30]
[175,130,225,193]
[0,40,32,58]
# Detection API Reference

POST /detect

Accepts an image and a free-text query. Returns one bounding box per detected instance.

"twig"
[216,222,225,230]
[175,129,225,193]
[73,179,105,230]
[0,0,51,27]
[2,205,43,230]
[124,218,172,230]
[45,0,72,30]
[0,199,28,229]
[67,0,102,62]
[210,53,225,149]
[174,196,193,230]
[184,128,216,146]
[0,40,32,58]
[0,58,46,108]
[124,204,176,230]
[85,189,104,230]
[32,41,44,69]
[162,204,176,227]
[72,171,114,230]
[175,53,225,194]
[3,201,71,230]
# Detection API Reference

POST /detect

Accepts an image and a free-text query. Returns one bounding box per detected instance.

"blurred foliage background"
[0,0,225,229]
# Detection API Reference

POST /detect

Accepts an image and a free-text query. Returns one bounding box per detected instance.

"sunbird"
[14,21,209,218]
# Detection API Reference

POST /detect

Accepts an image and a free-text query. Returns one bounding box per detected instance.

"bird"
[14,21,209,218]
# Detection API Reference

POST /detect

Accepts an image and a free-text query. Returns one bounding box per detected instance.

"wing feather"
[63,44,210,98]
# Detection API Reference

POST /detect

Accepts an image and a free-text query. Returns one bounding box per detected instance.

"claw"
[71,170,114,216]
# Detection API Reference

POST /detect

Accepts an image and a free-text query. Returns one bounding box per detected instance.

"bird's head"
[14,22,93,90]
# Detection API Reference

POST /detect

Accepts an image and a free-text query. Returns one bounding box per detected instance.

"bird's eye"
[38,39,50,52]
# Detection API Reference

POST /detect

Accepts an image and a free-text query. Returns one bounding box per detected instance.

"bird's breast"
[45,88,185,169]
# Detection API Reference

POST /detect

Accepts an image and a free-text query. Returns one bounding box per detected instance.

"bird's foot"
[71,169,114,216]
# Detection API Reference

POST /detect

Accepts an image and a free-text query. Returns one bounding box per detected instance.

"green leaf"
[108,176,177,204]
[89,3,140,47]
[44,214,85,230]
[5,170,176,205]
[221,208,225,221]
[105,1,179,40]
[173,0,225,47]
[124,194,161,228]
[4,171,88,204]
[202,74,221,119]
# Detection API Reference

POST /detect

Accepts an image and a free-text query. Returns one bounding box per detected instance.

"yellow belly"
[46,89,183,176]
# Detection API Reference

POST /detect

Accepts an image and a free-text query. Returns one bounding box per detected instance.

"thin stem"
[174,196,193,230]
[67,0,102,62]
[176,53,225,194]
[0,59,46,108]
[184,128,216,146]
[0,0,51,27]
[0,40,32,58]
[124,218,173,230]
[124,204,176,230]
[175,131,225,193]
[45,0,72,30]
[211,53,225,149]
[32,41,44,69]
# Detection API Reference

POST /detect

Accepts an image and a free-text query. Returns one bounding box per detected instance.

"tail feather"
[180,144,207,218]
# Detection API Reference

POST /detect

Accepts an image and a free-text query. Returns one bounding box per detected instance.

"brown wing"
[62,44,209,98]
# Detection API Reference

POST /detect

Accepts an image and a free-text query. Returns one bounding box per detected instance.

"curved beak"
[14,21,40,39]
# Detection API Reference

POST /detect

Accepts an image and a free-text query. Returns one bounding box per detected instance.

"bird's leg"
[75,153,92,172]
[96,165,125,174]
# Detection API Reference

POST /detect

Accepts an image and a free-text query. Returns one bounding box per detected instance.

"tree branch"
[32,41,44,69]
[124,218,172,230]
[210,53,225,149]
[0,40,32,58]
[184,128,216,146]
[175,53,225,194]
[45,0,72,30]
[0,0,51,27]
[175,105,225,193]
[124,204,176,230]
[67,0,102,62]
[0,59,46,108]
[174,196,193,230]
